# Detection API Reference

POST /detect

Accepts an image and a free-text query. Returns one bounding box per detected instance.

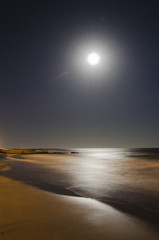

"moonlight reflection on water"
[2,148,159,224]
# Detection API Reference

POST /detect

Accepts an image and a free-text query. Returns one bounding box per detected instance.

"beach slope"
[0,175,159,240]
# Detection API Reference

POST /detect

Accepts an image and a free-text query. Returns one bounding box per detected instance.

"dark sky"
[1,0,159,148]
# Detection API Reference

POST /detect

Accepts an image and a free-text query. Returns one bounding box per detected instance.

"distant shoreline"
[0,149,79,155]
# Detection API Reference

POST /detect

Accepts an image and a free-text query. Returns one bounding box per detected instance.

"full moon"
[87,52,100,66]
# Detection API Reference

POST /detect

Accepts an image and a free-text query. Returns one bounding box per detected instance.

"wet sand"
[2,151,159,224]
[1,149,159,239]
[0,175,159,240]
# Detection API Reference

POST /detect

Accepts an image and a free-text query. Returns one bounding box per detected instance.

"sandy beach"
[1,151,159,240]
[0,175,159,240]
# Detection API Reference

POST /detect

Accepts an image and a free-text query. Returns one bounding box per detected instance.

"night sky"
[1,1,159,148]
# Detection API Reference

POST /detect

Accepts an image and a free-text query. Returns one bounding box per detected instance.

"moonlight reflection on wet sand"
[1,148,159,239]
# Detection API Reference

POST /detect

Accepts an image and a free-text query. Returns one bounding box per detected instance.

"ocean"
[2,148,159,224]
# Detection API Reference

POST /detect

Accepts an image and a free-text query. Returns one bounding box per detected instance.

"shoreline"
[0,176,159,240]
[1,153,159,226]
